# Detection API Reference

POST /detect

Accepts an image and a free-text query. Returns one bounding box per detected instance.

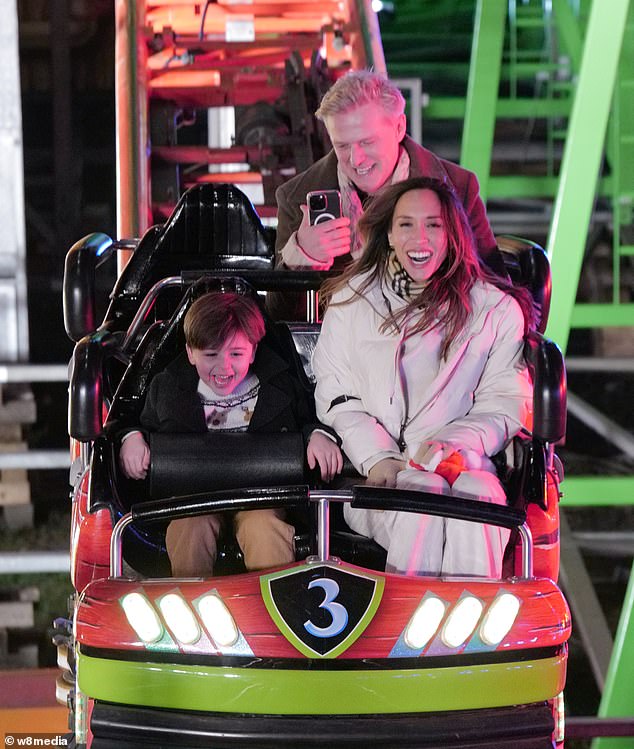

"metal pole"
[0,451,70,470]
[594,558,634,749]
[115,0,149,273]
[460,0,507,202]
[352,0,387,75]
[316,498,330,562]
[0,551,70,574]
[110,513,135,577]
[0,364,69,382]
[545,0,630,353]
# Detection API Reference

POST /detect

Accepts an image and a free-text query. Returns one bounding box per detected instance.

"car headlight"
[196,593,239,647]
[441,595,483,648]
[479,592,521,646]
[158,593,201,645]
[404,595,447,650]
[121,592,163,644]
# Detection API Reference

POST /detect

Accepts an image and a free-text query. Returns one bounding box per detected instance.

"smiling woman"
[314,175,536,578]
[387,188,448,284]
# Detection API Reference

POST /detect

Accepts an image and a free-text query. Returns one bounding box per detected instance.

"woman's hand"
[366,458,405,487]
[411,441,459,472]
[119,432,151,480]
[307,432,344,483]
[411,441,474,486]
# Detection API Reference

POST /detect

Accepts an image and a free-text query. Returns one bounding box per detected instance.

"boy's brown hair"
[184,291,266,351]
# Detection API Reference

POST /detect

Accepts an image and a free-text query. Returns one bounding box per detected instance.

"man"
[273,70,503,301]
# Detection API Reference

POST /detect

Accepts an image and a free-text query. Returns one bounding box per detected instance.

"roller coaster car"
[58,185,570,749]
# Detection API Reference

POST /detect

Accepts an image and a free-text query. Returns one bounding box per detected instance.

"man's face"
[186,331,256,396]
[325,102,406,194]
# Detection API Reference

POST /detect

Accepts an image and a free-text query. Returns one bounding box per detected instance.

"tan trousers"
[165,509,295,577]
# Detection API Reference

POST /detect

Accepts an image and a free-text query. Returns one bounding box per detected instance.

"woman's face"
[387,188,448,284]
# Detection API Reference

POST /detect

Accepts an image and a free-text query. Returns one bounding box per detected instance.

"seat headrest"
[497,235,551,334]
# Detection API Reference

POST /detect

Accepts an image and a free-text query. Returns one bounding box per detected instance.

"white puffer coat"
[313,274,532,475]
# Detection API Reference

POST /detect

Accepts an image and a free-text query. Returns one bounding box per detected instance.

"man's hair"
[316,70,405,121]
[184,291,266,351]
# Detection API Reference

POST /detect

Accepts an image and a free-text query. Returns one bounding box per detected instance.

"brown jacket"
[274,136,500,272]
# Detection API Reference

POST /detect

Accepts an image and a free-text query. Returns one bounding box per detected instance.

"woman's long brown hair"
[320,176,535,358]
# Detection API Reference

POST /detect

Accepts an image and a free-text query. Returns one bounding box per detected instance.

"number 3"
[304,578,348,638]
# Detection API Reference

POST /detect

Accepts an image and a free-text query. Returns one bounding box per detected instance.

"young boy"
[119,291,342,577]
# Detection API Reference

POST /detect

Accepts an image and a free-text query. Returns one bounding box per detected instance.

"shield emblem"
[260,563,384,658]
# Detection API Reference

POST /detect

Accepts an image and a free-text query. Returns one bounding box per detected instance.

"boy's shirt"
[116,342,340,446]
[198,373,260,431]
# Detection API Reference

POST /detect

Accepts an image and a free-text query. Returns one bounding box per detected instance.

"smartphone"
[307,189,342,225]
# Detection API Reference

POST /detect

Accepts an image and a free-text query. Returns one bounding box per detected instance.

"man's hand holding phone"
[296,190,350,267]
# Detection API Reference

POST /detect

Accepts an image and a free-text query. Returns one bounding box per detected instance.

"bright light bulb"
[197,594,239,647]
[441,596,483,648]
[404,595,447,649]
[158,593,201,645]
[480,593,521,645]
[121,592,163,643]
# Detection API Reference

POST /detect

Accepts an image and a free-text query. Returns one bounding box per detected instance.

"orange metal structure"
[114,0,385,268]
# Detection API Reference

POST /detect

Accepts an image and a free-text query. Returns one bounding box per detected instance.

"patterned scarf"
[198,373,260,432]
[338,146,411,258]
[386,252,428,299]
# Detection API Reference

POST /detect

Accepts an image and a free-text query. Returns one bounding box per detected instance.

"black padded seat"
[148,432,307,498]
[498,234,551,333]
[102,184,275,335]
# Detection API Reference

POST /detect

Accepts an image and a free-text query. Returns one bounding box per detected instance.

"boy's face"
[187,331,256,396]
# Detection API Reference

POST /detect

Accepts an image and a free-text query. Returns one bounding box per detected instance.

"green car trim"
[77,649,566,714]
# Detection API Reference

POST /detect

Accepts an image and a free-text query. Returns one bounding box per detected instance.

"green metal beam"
[425,96,572,120]
[545,0,631,354]
[487,175,560,199]
[570,304,634,328]
[551,0,583,72]
[560,476,634,507]
[594,561,634,749]
[460,0,506,200]
[487,175,615,200]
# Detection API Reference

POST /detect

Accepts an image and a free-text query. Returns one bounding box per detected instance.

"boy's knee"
[166,515,223,577]
[169,514,222,543]
[235,509,295,570]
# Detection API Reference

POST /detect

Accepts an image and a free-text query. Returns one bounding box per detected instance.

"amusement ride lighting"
[479,592,521,646]
[441,595,484,648]
[197,593,239,647]
[158,593,201,645]
[403,595,447,650]
[121,592,163,644]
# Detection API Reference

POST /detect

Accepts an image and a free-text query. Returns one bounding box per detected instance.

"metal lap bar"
[110,491,534,578]
[110,513,135,577]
